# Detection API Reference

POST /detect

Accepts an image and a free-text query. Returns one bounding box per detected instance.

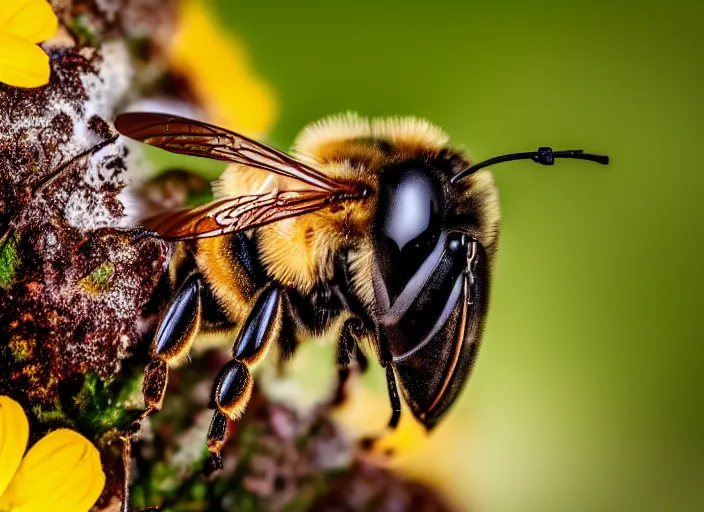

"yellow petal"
[0,429,105,512]
[168,0,277,138]
[0,396,29,497]
[0,0,58,43]
[0,35,50,88]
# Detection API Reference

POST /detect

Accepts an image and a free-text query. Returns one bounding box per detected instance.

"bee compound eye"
[373,167,444,304]
[213,360,253,416]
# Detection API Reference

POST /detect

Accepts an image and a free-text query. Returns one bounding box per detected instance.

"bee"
[114,112,609,473]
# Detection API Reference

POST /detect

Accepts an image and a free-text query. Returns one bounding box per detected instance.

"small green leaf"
[0,233,20,289]
[79,261,115,294]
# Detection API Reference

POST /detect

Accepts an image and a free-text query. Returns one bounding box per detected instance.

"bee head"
[370,163,484,428]
[369,146,609,428]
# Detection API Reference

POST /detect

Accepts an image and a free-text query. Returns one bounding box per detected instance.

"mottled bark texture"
[0,38,169,512]
[0,2,459,511]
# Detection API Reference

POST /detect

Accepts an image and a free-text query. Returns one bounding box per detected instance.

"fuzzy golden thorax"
[210,113,500,300]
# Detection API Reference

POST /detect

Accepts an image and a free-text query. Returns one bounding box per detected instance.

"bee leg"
[359,364,402,453]
[204,360,253,475]
[203,284,284,475]
[385,364,402,430]
[204,409,229,476]
[141,272,203,420]
[331,317,366,406]
[355,342,369,372]
[332,367,352,407]
[138,359,169,422]
[119,274,202,511]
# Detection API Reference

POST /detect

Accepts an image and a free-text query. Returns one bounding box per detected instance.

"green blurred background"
[174,1,704,510]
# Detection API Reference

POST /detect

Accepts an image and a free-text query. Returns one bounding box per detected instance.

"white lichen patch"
[80,41,133,120]
[65,189,117,230]
[1,42,136,233]
[64,42,134,231]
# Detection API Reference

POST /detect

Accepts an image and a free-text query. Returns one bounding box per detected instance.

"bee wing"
[143,188,334,240]
[114,112,349,193]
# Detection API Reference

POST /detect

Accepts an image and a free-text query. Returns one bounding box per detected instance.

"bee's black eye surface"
[373,167,445,304]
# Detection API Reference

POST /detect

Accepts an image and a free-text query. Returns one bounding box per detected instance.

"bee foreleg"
[385,364,402,430]
[204,284,284,475]
[142,273,203,418]
[119,273,203,511]
[359,365,402,454]
[139,360,169,421]
[331,317,367,406]
[204,409,229,476]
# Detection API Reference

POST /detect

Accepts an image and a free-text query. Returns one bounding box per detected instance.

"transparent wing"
[142,189,334,241]
[114,112,349,193]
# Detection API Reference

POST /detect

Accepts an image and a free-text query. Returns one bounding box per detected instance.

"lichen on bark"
[0,43,168,386]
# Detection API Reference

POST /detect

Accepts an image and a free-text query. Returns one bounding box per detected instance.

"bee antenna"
[450,147,610,185]
[32,135,120,197]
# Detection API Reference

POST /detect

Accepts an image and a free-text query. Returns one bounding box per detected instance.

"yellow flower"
[168,0,277,138]
[0,396,105,512]
[0,0,58,88]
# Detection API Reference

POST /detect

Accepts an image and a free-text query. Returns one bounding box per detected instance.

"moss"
[189,481,207,501]
[79,261,115,294]
[74,372,101,408]
[0,234,20,289]
[280,498,314,512]
[74,372,142,437]
[131,459,179,511]
[33,401,73,426]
